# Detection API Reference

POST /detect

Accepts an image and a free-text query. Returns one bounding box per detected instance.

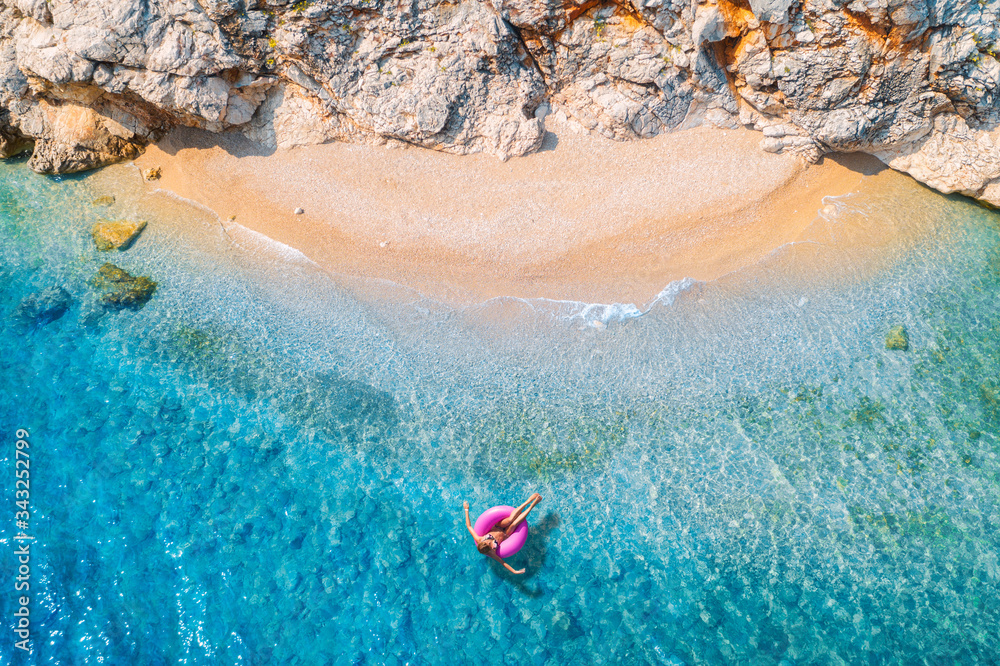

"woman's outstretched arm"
[487,550,525,575]
[463,501,480,542]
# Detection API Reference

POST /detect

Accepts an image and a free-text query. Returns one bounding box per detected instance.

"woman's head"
[477,534,497,554]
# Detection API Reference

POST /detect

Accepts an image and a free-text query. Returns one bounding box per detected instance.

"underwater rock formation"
[886,325,909,351]
[0,0,999,203]
[14,285,72,325]
[92,262,157,310]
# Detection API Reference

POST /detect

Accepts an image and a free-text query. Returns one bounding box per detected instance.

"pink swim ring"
[473,505,528,558]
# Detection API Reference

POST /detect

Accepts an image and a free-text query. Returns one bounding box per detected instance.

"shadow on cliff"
[824,151,886,176]
[153,125,275,159]
[489,511,560,598]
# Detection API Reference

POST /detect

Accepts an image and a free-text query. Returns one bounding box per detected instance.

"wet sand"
[97,121,894,305]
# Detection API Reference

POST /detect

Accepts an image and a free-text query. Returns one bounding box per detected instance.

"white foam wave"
[556,300,645,327]
[467,277,701,328]
[221,218,318,266]
[654,277,698,307]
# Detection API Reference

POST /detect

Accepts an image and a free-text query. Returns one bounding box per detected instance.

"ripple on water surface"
[1,159,999,664]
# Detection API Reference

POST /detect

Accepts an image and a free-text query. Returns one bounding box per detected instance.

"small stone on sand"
[143,166,162,181]
[294,207,304,215]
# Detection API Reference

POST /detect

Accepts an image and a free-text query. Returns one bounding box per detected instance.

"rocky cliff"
[1,0,999,205]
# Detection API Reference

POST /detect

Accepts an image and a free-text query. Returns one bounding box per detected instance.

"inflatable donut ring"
[473,505,528,558]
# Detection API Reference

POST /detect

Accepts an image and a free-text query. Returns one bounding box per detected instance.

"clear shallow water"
[1,158,999,665]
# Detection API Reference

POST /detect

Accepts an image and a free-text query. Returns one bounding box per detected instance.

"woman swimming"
[463,493,542,574]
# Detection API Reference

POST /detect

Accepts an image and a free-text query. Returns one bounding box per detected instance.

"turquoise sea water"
[1,157,999,665]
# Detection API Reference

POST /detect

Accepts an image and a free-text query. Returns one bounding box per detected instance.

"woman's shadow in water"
[490,511,559,597]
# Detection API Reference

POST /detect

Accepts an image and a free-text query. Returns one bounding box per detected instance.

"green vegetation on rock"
[848,396,886,428]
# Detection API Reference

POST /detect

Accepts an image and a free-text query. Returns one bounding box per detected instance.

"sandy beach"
[98,121,897,305]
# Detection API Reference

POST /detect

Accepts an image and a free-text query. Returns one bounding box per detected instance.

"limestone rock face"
[748,0,794,24]
[0,110,31,157]
[91,219,147,251]
[0,0,543,163]
[0,0,998,204]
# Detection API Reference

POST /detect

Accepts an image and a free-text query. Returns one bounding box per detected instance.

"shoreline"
[97,123,901,306]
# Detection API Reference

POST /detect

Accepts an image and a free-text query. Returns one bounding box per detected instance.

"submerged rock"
[92,263,157,310]
[91,219,147,251]
[14,286,72,325]
[91,195,115,206]
[886,326,909,351]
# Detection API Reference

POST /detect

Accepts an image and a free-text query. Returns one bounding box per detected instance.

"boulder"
[885,325,909,351]
[23,102,144,175]
[91,219,147,251]
[92,263,157,310]
[13,286,72,325]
